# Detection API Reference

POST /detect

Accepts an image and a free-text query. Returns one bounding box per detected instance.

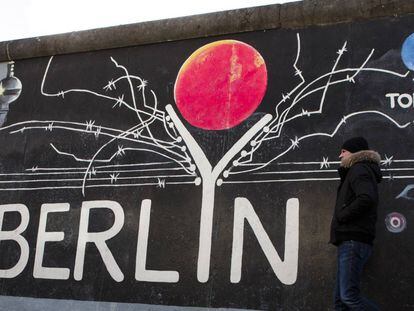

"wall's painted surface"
[0,11,414,311]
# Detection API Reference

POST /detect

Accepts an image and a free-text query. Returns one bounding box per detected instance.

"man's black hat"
[341,137,369,153]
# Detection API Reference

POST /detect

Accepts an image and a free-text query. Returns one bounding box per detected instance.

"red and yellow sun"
[174,40,267,130]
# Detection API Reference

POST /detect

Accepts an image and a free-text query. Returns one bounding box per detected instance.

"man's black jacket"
[330,150,383,246]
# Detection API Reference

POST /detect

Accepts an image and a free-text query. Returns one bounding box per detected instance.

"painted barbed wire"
[224,33,411,180]
[2,33,414,193]
[6,56,198,195]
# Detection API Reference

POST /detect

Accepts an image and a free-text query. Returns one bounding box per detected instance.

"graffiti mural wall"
[0,14,414,311]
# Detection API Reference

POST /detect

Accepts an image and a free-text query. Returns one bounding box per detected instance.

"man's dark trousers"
[334,240,379,310]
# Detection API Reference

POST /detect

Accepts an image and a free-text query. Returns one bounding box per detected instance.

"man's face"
[339,149,352,160]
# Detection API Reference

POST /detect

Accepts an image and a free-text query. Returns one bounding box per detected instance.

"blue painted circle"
[401,33,414,70]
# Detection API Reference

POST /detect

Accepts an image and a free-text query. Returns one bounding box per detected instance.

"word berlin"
[0,197,299,284]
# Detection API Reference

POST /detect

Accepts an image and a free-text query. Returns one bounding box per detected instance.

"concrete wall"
[0,1,414,310]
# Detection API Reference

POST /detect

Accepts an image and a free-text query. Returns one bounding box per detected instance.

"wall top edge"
[1,0,414,61]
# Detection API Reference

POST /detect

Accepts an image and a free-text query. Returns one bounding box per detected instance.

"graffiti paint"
[396,184,414,200]
[0,62,22,126]
[401,33,414,71]
[0,197,299,284]
[385,212,407,233]
[174,40,267,130]
[0,15,414,311]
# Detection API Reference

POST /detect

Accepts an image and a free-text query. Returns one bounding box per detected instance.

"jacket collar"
[340,150,381,168]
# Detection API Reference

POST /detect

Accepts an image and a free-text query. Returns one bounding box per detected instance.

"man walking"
[330,137,382,310]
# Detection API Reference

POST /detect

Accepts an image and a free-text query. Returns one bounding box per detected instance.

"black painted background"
[0,15,414,310]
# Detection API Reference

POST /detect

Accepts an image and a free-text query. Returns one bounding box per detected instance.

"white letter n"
[231,197,299,285]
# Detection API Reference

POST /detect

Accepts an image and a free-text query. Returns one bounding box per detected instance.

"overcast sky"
[2,0,298,42]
